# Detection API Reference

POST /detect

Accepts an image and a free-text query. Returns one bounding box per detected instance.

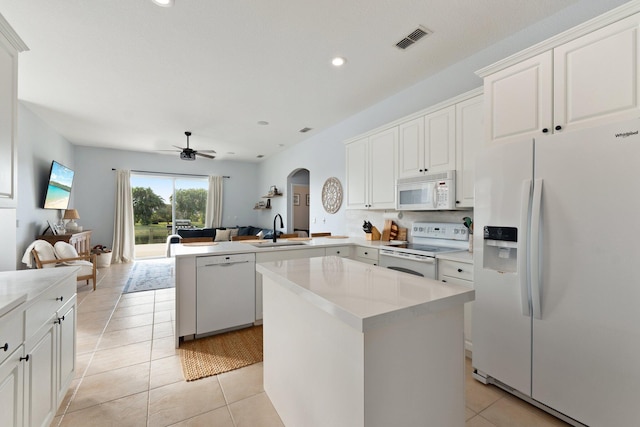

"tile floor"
[52,260,570,427]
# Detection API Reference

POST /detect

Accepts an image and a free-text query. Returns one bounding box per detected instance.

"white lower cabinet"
[0,271,76,427]
[325,246,352,258]
[353,246,379,266]
[438,259,473,352]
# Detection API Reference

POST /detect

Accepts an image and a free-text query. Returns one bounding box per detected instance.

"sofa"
[176,226,276,243]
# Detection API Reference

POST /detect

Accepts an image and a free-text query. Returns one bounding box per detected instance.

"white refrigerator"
[473,118,640,426]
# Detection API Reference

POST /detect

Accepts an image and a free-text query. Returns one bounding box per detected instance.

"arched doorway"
[287,168,309,236]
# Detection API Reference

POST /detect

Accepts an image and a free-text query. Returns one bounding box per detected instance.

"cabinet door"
[554,13,640,133]
[455,95,483,208]
[56,302,76,405]
[439,273,473,352]
[25,323,56,427]
[425,105,456,172]
[369,127,397,209]
[325,246,352,258]
[0,345,24,427]
[398,117,425,178]
[345,137,369,209]
[0,30,18,206]
[484,51,553,145]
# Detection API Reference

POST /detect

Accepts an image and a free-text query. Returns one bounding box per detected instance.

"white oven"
[379,222,469,279]
[396,170,456,211]
[379,249,437,278]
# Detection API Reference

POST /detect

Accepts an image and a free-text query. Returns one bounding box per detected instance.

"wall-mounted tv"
[43,160,75,209]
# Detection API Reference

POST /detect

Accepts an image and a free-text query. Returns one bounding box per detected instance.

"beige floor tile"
[218,362,264,404]
[155,300,175,312]
[104,312,154,332]
[154,310,174,324]
[479,395,570,427]
[154,288,176,302]
[97,324,153,350]
[118,293,155,307]
[59,391,149,427]
[75,332,101,355]
[148,375,226,426]
[467,415,498,427]
[86,341,152,376]
[150,355,185,389]
[152,336,180,360]
[74,352,92,379]
[228,392,284,427]
[67,362,150,413]
[466,406,478,420]
[169,406,235,427]
[153,321,174,339]
[111,303,155,318]
[465,374,506,413]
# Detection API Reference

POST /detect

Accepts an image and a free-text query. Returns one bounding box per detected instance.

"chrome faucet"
[273,214,284,242]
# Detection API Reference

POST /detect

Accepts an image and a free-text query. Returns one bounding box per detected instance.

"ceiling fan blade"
[158,149,181,152]
[172,145,184,150]
[197,152,216,159]
[197,149,217,153]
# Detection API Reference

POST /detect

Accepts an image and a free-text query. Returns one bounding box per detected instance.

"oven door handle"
[386,266,425,277]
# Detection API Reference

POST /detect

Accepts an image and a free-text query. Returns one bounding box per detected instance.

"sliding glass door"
[130,173,207,257]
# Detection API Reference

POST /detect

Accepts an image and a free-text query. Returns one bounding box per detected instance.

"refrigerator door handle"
[519,179,532,317]
[530,178,543,319]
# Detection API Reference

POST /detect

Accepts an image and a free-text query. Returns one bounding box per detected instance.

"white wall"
[16,103,75,269]
[257,0,628,236]
[73,146,261,248]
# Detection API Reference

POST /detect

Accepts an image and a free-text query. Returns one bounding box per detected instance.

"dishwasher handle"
[201,260,251,268]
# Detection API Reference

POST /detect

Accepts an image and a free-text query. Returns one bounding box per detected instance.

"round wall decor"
[321,177,343,214]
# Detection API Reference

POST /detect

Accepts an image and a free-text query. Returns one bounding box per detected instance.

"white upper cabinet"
[0,15,27,208]
[481,12,640,145]
[345,127,397,210]
[398,106,456,178]
[455,95,483,208]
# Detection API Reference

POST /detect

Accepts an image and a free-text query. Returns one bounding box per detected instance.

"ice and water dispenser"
[483,226,518,273]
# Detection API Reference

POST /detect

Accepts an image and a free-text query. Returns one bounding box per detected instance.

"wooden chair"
[280,233,298,238]
[231,235,259,241]
[32,247,98,290]
[311,232,332,237]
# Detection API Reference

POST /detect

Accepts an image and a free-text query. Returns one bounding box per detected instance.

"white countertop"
[172,236,388,258]
[256,256,474,333]
[0,267,79,317]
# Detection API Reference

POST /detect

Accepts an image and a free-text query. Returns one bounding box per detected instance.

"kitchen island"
[256,256,474,427]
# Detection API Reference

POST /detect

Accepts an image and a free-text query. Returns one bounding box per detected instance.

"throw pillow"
[34,240,57,268]
[229,228,239,239]
[54,241,79,259]
[214,229,231,242]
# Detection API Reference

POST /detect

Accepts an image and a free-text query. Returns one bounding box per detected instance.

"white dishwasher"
[196,253,255,335]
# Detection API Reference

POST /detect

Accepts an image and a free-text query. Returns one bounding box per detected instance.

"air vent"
[299,127,313,133]
[395,26,432,50]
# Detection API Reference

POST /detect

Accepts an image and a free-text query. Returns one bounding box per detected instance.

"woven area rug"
[123,258,175,293]
[180,325,263,381]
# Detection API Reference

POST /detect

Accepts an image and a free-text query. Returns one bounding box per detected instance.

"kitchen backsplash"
[345,209,473,241]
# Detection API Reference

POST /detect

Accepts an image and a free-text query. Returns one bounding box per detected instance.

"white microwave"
[396,171,456,210]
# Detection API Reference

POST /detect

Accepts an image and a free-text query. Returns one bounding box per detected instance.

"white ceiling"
[1,0,580,162]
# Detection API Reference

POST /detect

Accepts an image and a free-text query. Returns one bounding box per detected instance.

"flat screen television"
[43,160,75,209]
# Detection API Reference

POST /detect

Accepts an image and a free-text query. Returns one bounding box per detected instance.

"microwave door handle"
[432,184,437,208]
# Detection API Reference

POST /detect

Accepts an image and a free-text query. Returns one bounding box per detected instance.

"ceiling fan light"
[331,57,346,67]
[151,0,174,7]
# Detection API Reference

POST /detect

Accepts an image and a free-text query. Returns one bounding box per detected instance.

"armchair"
[26,240,98,290]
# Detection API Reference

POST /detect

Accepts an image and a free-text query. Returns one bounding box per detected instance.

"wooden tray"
[286,237,312,241]
[326,235,349,239]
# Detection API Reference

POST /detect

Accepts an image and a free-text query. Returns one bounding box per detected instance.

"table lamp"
[63,209,80,232]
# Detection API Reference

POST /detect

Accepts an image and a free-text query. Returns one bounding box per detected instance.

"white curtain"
[205,175,224,228]
[111,169,135,263]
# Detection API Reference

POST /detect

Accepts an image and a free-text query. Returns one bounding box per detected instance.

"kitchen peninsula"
[257,256,474,427]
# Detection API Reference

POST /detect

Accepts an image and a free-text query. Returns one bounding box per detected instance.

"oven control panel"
[412,222,469,241]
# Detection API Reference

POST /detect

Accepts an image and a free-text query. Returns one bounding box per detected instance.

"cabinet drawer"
[439,260,473,281]
[354,246,378,262]
[325,246,352,258]
[0,307,24,365]
[25,277,75,339]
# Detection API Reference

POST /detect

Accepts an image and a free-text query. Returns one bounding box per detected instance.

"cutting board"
[381,220,399,241]
[286,237,312,241]
[326,235,349,239]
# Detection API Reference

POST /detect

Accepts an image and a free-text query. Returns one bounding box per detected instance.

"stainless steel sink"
[249,241,308,248]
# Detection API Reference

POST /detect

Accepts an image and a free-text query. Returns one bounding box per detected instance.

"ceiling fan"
[162,131,216,161]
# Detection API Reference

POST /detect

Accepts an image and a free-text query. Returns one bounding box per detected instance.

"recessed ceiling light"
[257,121,269,126]
[331,57,346,67]
[257,154,264,158]
[278,144,285,147]
[151,0,174,6]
